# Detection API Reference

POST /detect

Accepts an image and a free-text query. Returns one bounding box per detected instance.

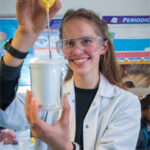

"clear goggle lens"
[56,36,103,55]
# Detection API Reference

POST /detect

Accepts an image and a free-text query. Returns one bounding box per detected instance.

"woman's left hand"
[25,90,73,150]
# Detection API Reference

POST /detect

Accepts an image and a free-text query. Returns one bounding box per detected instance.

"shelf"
[118,60,150,65]
[115,51,150,64]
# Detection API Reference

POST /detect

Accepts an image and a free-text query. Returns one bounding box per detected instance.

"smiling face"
[62,18,106,81]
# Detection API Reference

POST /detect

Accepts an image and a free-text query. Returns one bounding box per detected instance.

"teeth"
[74,59,86,63]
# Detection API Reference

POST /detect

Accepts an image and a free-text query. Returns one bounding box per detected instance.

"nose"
[72,41,84,54]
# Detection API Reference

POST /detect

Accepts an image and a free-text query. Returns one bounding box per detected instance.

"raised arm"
[3,0,61,67]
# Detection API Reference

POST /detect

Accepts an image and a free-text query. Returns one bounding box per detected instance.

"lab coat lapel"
[63,79,76,141]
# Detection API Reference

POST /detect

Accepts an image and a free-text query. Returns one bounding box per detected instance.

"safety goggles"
[56,36,103,55]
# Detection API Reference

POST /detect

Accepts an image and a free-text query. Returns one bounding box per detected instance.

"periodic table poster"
[102,16,150,64]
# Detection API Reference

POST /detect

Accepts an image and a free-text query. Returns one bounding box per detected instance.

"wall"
[0,0,150,17]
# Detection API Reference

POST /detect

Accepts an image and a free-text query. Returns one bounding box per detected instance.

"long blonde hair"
[59,8,124,88]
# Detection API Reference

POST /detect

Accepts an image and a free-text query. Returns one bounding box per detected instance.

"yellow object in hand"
[30,137,35,143]
[39,0,56,12]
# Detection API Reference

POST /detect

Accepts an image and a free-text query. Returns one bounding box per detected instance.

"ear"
[100,40,109,55]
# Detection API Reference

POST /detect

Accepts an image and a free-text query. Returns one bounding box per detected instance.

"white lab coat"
[0,73,141,150]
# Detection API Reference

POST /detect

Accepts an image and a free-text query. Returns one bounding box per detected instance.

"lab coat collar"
[63,73,115,98]
[98,73,115,98]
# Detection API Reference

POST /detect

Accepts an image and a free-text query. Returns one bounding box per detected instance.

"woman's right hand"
[16,0,61,35]
[3,0,61,67]
[13,0,62,52]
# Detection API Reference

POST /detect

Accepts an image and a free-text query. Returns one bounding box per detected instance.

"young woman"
[0,0,141,150]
